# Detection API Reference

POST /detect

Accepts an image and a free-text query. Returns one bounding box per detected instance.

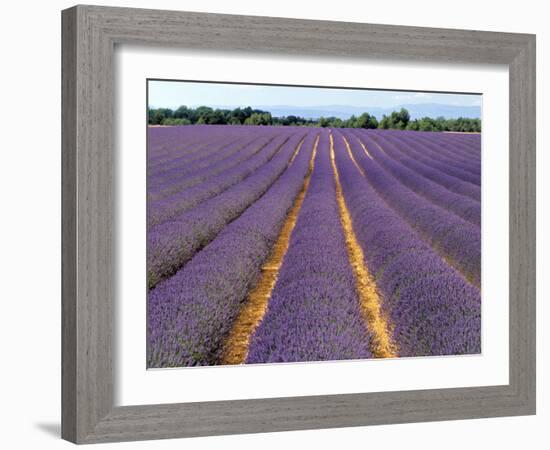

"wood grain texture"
[61,4,536,444]
[61,6,77,443]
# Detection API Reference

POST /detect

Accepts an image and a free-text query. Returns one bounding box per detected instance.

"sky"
[148,79,481,115]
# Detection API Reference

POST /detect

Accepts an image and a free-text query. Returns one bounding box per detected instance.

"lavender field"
[147,125,481,368]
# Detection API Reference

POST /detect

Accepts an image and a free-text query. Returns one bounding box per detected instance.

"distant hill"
[201,103,480,120]
[246,104,481,120]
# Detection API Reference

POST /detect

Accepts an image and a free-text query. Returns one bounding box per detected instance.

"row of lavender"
[349,130,481,286]
[147,128,304,288]
[148,130,318,366]
[147,125,481,367]
[245,129,480,360]
[335,130,480,355]
[246,131,373,363]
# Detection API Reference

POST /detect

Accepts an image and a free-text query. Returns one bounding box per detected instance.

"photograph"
[1,0,541,446]
[146,80,482,368]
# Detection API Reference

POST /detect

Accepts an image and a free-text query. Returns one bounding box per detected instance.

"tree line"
[148,105,481,132]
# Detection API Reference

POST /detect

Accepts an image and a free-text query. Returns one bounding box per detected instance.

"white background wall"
[0,0,546,448]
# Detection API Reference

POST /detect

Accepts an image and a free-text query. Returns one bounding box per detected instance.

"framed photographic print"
[62,4,536,444]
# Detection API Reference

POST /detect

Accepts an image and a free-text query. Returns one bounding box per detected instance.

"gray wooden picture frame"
[61,4,536,444]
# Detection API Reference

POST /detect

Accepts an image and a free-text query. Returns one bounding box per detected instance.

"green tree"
[378,115,391,129]
[147,104,480,132]
[377,108,410,130]
[204,109,226,124]
[244,112,272,125]
[148,107,173,125]
[355,112,378,129]
[393,108,410,129]
[318,117,330,128]
[173,105,190,119]
[162,117,191,125]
